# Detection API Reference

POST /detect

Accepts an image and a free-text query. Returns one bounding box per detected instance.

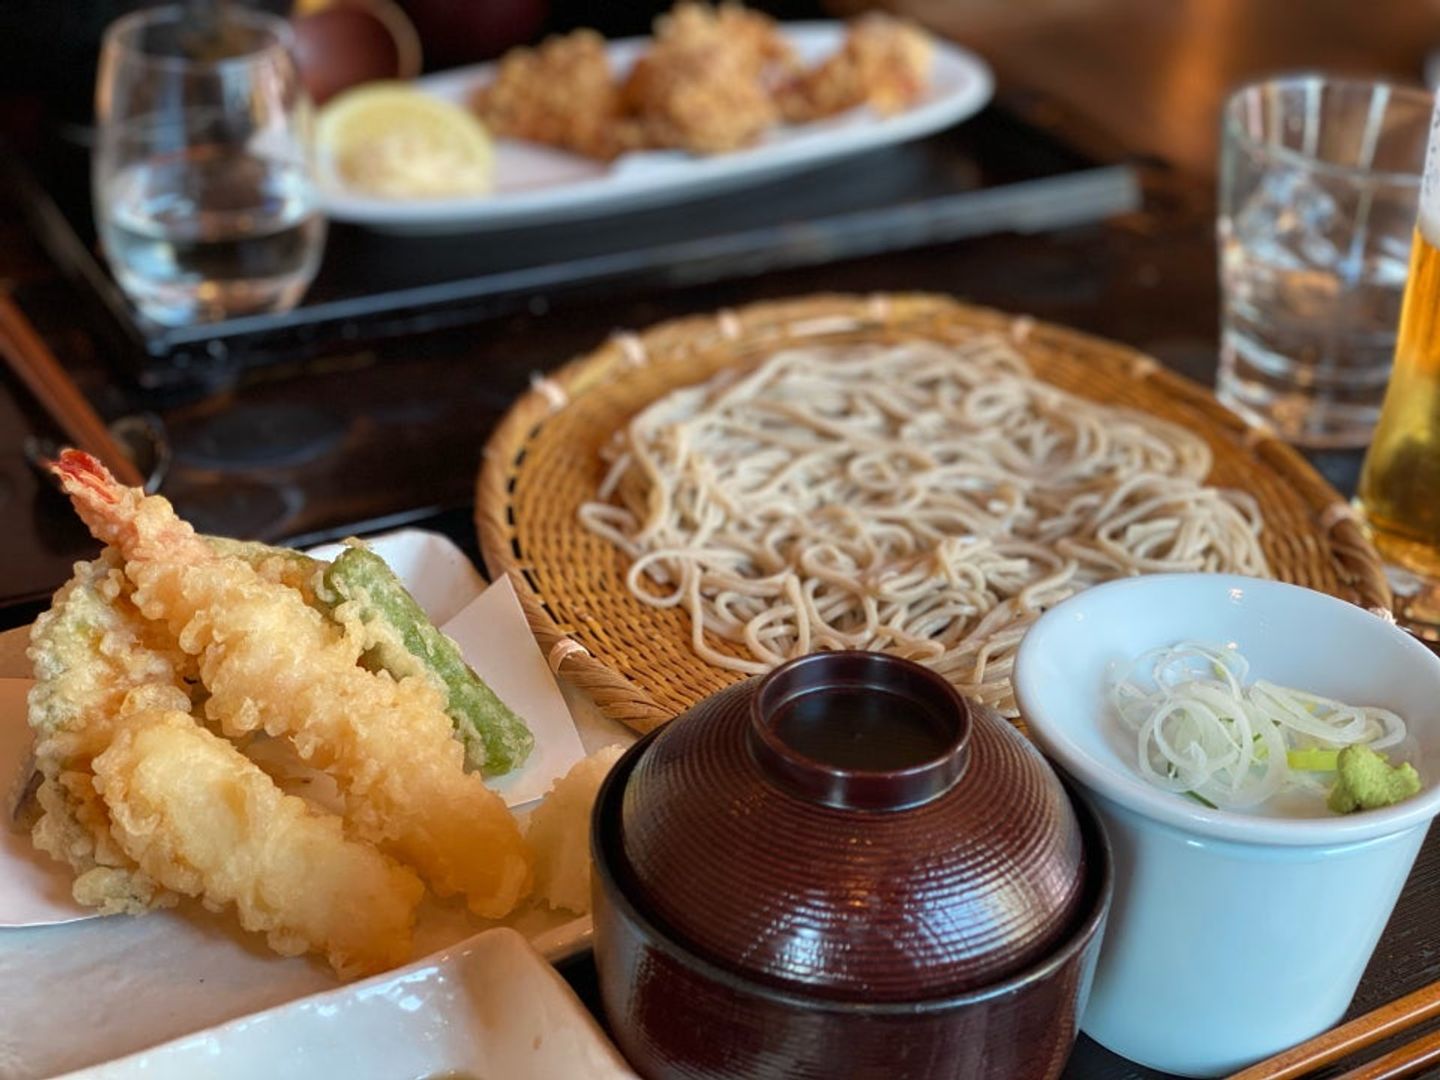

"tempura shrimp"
[52,451,533,919]
[94,709,424,977]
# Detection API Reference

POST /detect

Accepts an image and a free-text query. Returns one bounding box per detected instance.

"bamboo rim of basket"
[477,292,1392,734]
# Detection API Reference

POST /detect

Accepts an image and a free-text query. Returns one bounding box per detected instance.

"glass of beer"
[1356,103,1440,639]
[93,5,326,326]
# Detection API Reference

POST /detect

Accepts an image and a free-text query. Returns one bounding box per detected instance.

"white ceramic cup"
[1013,574,1440,1077]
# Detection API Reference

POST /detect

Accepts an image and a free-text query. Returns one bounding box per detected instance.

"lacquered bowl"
[1014,574,1440,1077]
[591,651,1113,1079]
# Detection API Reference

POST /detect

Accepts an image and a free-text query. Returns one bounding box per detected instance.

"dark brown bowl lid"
[613,652,1088,1003]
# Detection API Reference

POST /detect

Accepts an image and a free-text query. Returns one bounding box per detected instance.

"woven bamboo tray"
[476,293,1391,734]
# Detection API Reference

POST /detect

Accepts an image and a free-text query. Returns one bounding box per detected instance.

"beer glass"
[1356,100,1440,639]
[93,5,326,326]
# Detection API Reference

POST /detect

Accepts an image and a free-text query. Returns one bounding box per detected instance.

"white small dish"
[1013,574,1440,1077]
[318,22,993,234]
[55,927,638,1080]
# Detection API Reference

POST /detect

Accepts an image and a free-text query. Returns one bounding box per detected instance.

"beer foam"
[1421,110,1440,248]
[1423,200,1440,251]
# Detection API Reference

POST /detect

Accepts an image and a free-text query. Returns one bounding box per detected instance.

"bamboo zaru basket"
[477,294,1391,734]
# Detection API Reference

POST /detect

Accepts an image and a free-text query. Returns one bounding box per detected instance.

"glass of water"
[1217,76,1432,448]
[93,5,326,326]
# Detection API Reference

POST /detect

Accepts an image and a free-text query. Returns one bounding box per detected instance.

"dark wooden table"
[4,3,1440,1077]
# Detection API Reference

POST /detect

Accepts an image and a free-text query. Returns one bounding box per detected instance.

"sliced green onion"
[1109,641,1412,812]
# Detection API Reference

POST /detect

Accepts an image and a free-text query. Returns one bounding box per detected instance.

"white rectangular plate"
[0,530,638,1079]
[55,928,638,1080]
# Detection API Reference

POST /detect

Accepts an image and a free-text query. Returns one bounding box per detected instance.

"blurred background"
[0,0,828,135]
[2,0,1439,620]
[4,0,1439,163]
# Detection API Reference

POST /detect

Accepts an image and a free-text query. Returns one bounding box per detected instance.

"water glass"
[1217,76,1432,448]
[93,5,326,326]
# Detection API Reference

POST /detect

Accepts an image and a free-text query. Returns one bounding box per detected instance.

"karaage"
[620,3,789,154]
[469,3,933,160]
[777,13,933,122]
[472,28,638,161]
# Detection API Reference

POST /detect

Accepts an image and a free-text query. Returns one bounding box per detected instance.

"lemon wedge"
[316,82,494,198]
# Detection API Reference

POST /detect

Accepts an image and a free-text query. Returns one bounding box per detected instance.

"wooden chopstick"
[1331,1025,1440,1080]
[0,291,146,488]
[1228,979,1440,1080]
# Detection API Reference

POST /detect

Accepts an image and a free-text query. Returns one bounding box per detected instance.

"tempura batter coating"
[526,745,626,915]
[207,536,324,603]
[93,709,424,977]
[53,451,533,919]
[25,538,319,915]
[27,549,193,913]
[321,545,534,776]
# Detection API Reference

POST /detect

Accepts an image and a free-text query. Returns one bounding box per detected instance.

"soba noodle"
[578,336,1268,715]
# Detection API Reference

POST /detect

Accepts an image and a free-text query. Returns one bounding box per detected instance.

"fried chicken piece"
[621,3,790,154]
[471,5,929,161]
[667,2,796,73]
[93,709,424,977]
[778,13,933,122]
[472,28,638,161]
[52,451,533,920]
[27,549,195,914]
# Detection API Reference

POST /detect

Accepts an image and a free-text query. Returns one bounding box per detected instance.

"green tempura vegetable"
[319,545,534,776]
[1326,745,1421,814]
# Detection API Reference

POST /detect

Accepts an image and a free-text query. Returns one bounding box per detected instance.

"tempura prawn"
[93,708,424,977]
[52,450,532,919]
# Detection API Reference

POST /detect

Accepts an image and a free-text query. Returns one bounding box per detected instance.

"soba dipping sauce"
[769,685,955,772]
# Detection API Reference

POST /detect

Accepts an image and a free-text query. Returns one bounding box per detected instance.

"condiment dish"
[1014,573,1440,1076]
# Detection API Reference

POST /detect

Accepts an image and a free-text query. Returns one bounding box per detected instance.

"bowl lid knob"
[748,651,970,811]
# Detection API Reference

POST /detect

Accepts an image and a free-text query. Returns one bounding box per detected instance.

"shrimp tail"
[49,449,204,564]
[49,446,116,500]
[49,449,129,545]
